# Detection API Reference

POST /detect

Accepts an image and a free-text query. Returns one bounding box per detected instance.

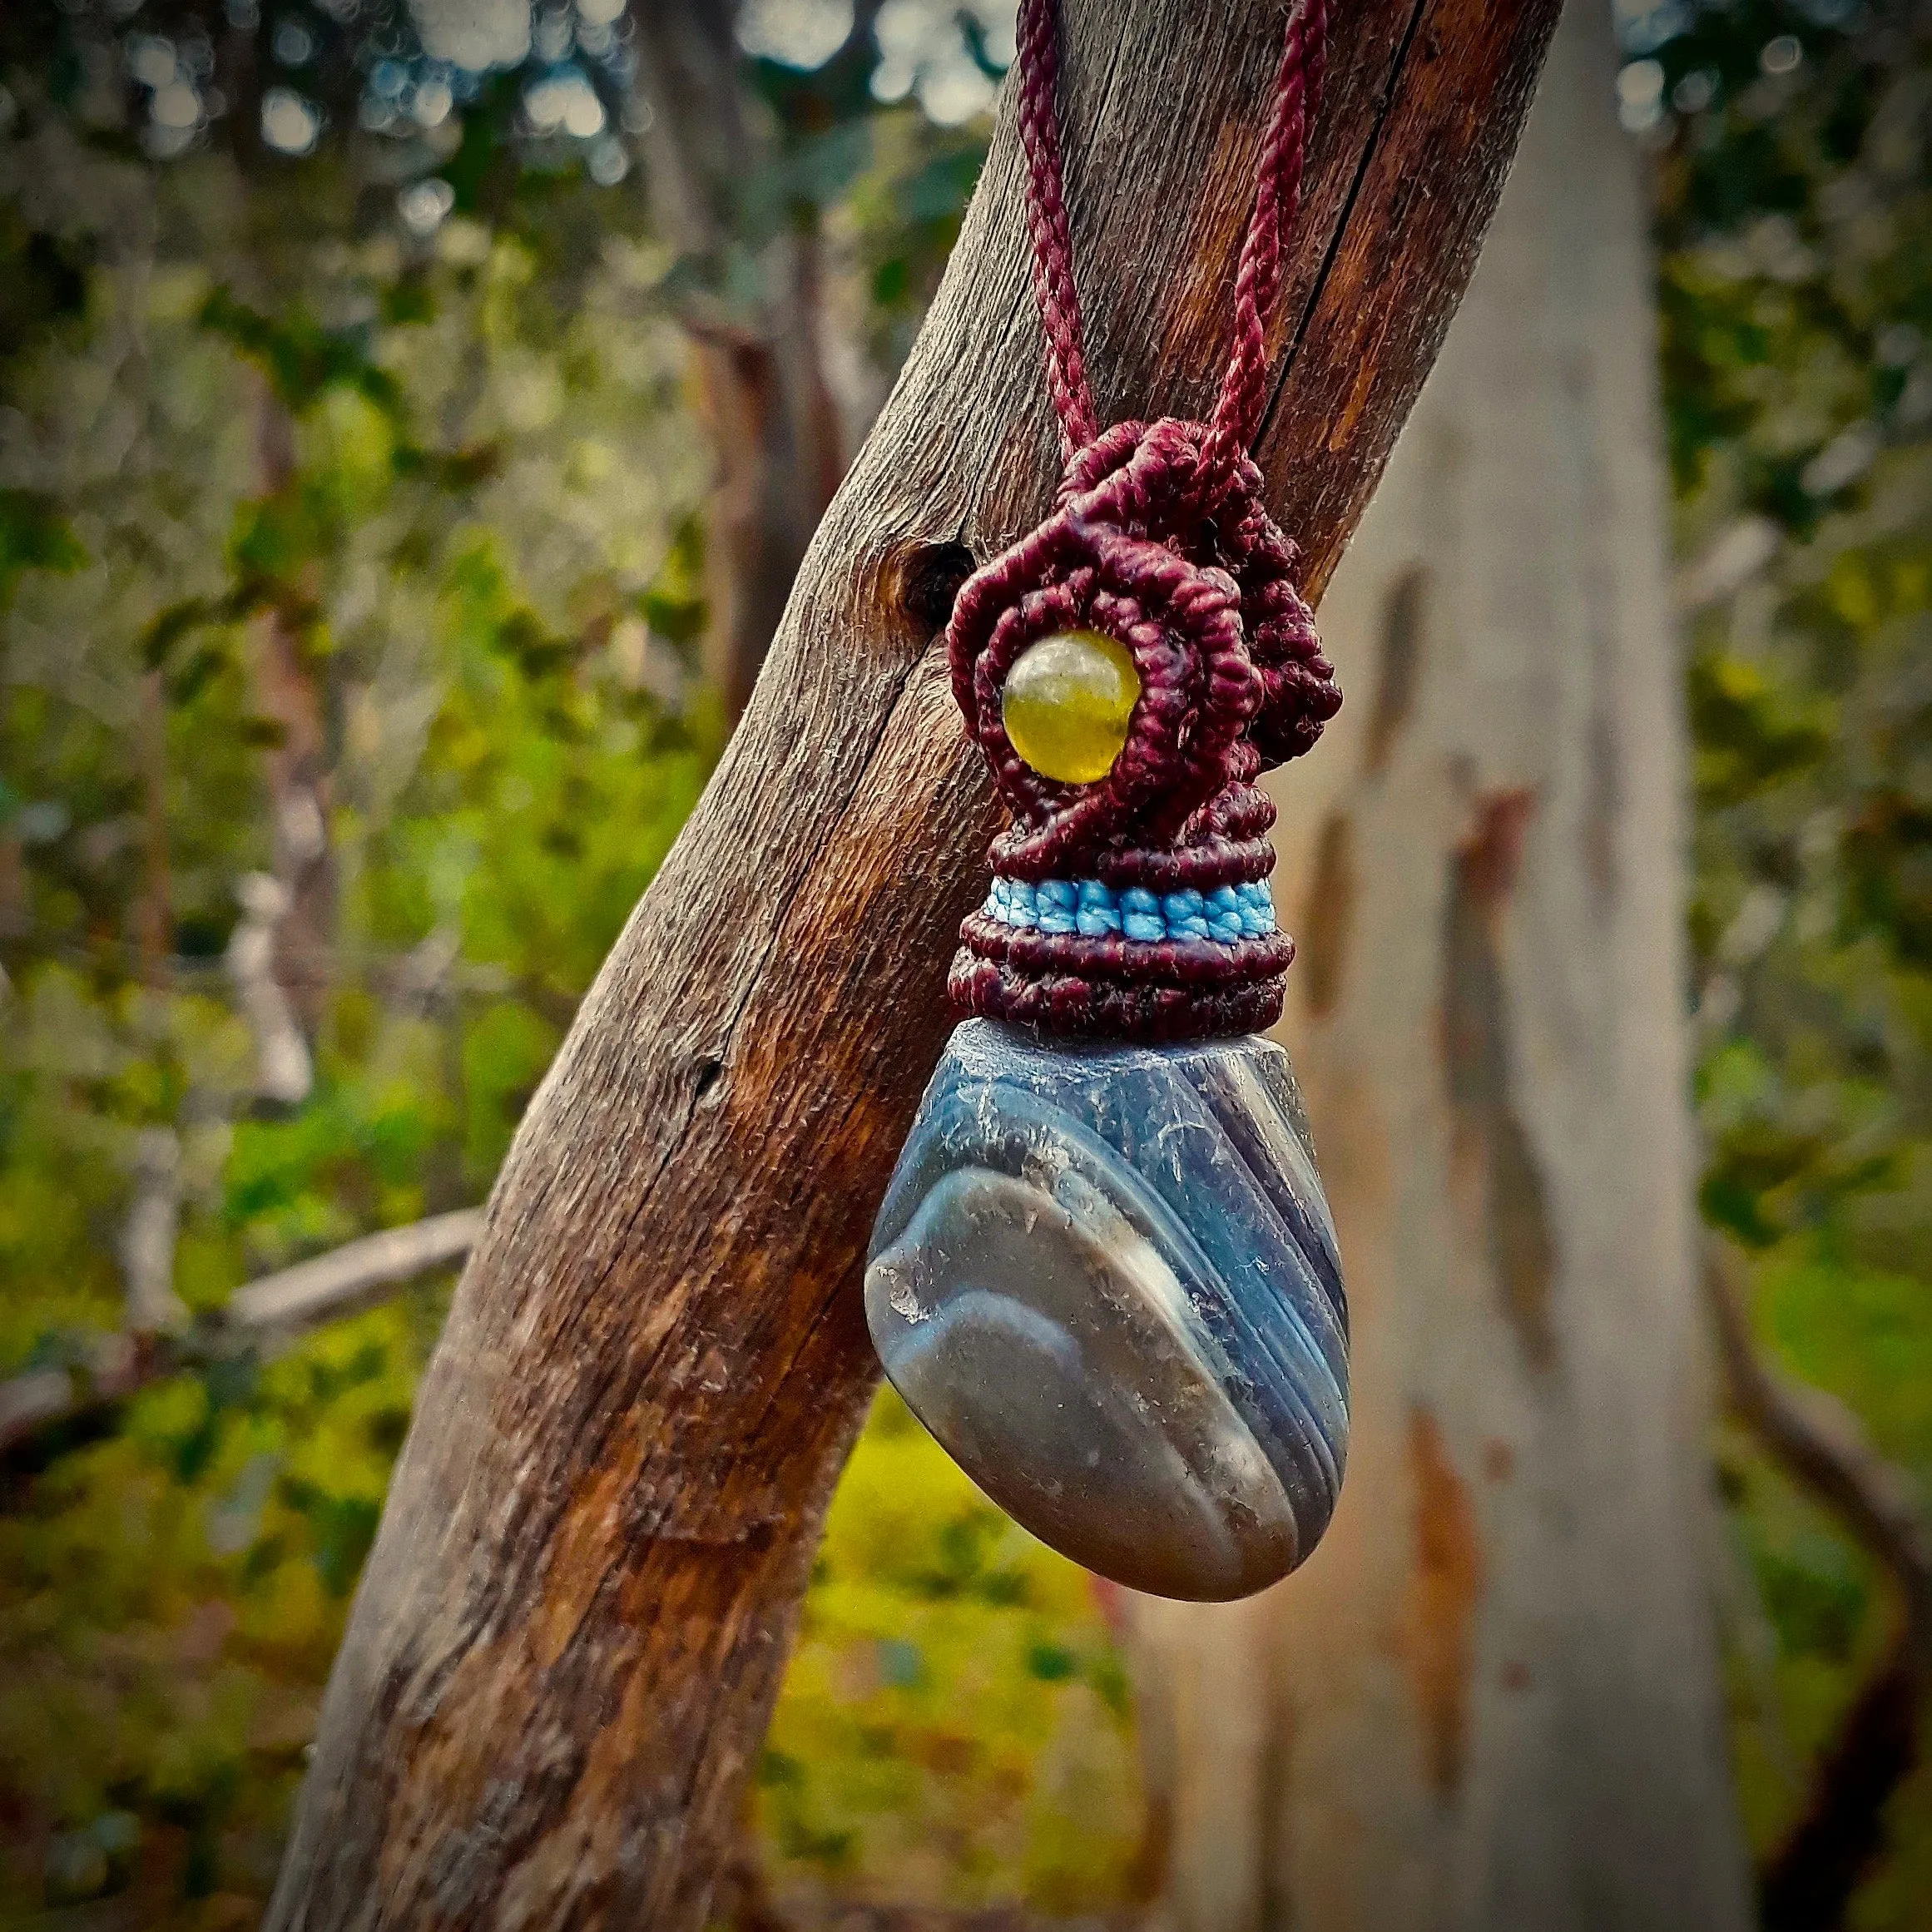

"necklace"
[864,0,1349,1603]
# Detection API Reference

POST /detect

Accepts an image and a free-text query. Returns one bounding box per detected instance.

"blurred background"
[0,1,1926,1928]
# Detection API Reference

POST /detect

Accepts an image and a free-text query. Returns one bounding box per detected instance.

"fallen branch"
[1705,1238,1932,1930]
[1758,1637,1918,1932]
[0,1209,482,1459]
[1707,1240,1932,1658]
[226,1210,483,1332]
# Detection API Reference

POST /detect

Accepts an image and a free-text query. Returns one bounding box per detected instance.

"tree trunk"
[633,0,848,721]
[247,375,332,1058]
[1127,7,1753,1929]
[134,665,171,984]
[264,4,1563,1928]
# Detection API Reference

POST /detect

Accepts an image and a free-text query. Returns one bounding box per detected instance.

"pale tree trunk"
[246,376,331,1074]
[1128,6,1754,1930]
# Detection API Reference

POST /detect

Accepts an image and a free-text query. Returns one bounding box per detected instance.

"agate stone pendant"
[868,414,1348,1600]
[867,1020,1347,1603]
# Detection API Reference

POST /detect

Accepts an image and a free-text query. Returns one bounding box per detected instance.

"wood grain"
[266,4,1563,1927]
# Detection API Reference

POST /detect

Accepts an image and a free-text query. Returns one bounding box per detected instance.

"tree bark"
[1127,7,1754,1929]
[265,4,1563,1928]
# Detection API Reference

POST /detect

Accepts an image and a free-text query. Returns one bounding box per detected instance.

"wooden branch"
[265,5,1565,1929]
[0,1211,481,1459]
[1706,1238,1932,1930]
[1707,1241,1932,1662]
[636,0,845,717]
[1759,1636,1917,1932]
[227,1210,483,1331]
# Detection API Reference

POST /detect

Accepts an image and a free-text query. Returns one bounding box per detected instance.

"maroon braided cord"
[1199,0,1327,498]
[944,414,1340,1041]
[1016,0,1097,456]
[948,3,1340,1043]
[1013,0,1326,483]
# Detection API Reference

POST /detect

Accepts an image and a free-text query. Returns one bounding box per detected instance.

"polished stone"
[865,1020,1348,1601]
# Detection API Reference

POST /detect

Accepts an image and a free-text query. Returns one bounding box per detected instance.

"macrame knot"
[945,416,1340,1042]
[945,0,1335,1042]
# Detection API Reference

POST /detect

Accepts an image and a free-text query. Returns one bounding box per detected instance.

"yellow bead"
[1000,629,1142,785]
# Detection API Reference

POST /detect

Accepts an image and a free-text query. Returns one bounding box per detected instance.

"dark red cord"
[949,2,1340,1043]
[1016,0,1097,456]
[1014,0,1326,484]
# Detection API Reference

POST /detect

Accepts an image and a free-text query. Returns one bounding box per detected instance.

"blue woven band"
[983,875,1277,944]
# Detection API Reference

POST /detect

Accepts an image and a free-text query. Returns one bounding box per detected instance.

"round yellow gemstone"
[1000,629,1142,785]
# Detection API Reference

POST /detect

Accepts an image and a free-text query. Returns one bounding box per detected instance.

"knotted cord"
[1014,0,1328,488]
[944,1,1341,1043]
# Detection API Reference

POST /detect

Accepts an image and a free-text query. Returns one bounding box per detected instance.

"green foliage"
[0,7,1057,1921]
[197,290,404,421]
[1654,0,1932,1280]
[1642,2,1932,1920]
[844,116,990,374]
[0,41,718,1915]
[1687,649,1833,810]
[0,1295,444,1923]
[0,489,83,611]
[759,1392,1143,1920]
[5,0,1925,1924]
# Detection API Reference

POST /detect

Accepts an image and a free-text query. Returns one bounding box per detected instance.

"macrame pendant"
[866,0,1348,1602]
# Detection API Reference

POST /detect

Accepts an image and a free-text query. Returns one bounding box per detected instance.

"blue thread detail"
[1162,889,1209,942]
[1076,878,1122,938]
[982,874,1277,946]
[1036,878,1077,934]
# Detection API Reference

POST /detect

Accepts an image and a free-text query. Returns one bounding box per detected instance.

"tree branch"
[226,1211,483,1331]
[1707,1240,1932,1663]
[635,0,846,718]
[1706,1238,1932,1930]
[1759,1639,1919,1932]
[0,1210,481,1459]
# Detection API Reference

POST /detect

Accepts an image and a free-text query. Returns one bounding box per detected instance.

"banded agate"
[865,1020,1348,1602]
